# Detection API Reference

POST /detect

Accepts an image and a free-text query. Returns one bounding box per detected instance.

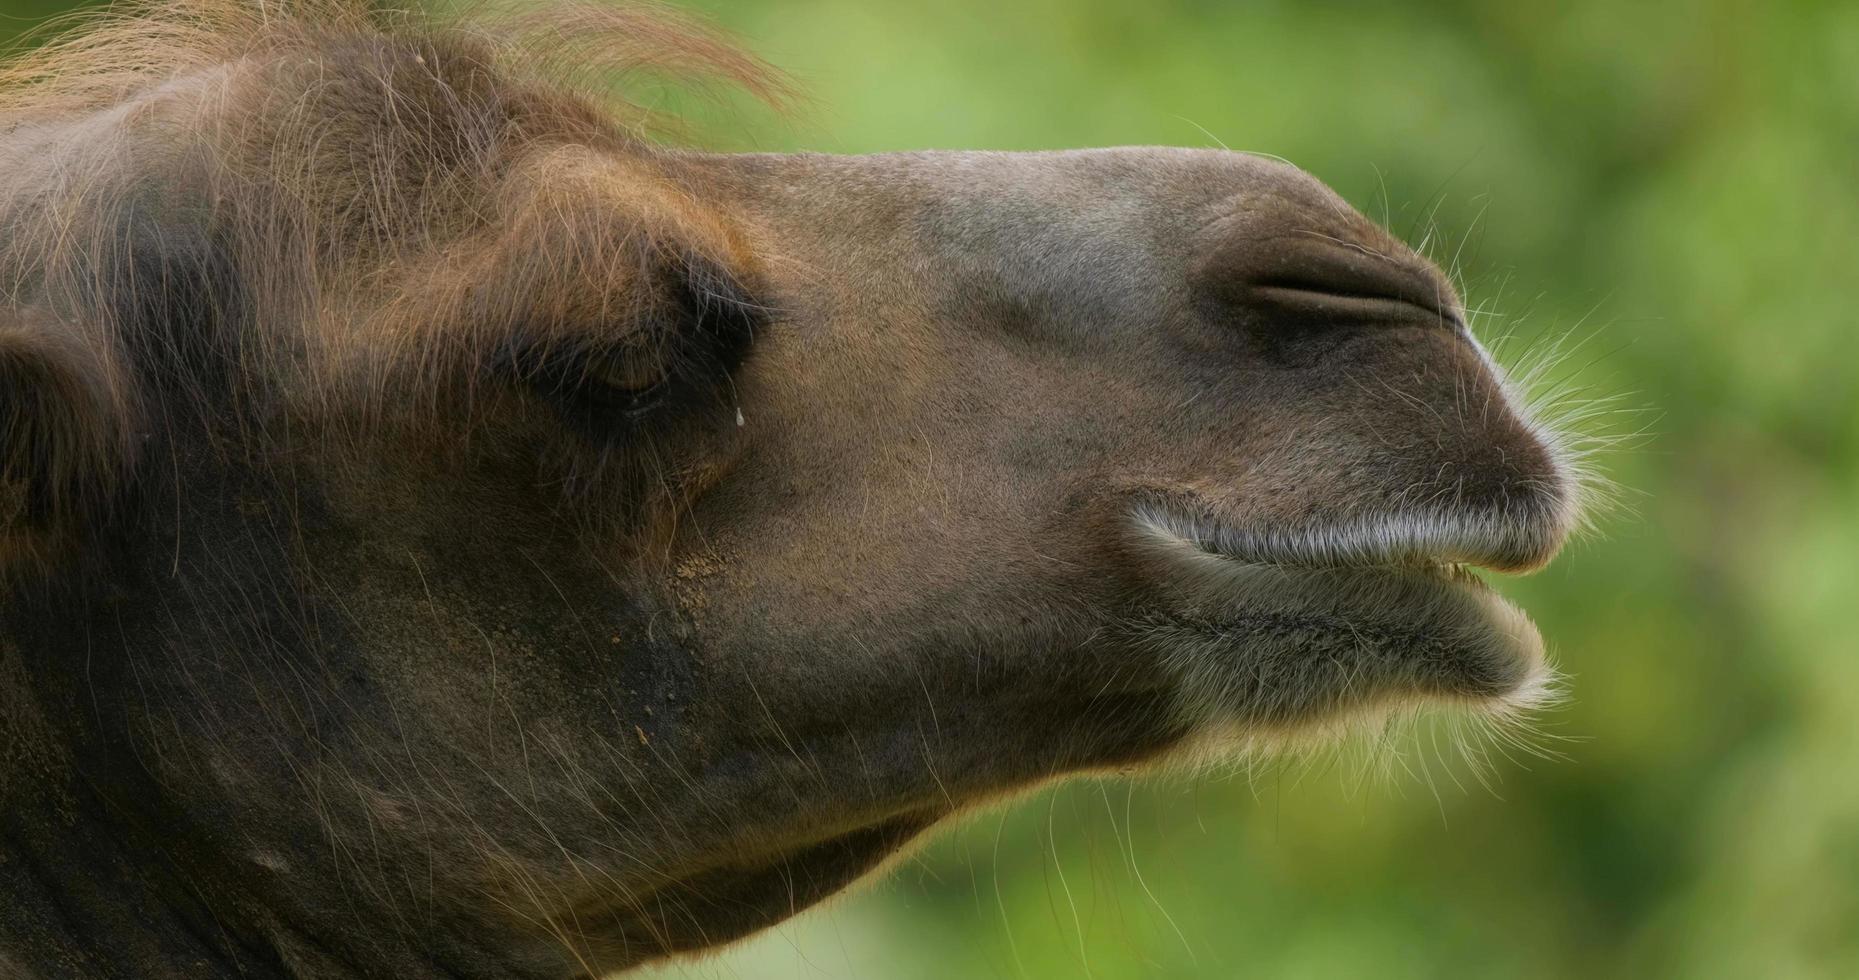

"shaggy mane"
[0,0,790,124]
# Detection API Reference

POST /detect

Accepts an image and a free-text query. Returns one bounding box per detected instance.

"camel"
[0,2,1586,976]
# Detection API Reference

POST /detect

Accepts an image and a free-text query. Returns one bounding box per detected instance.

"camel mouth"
[1128,502,1541,624]
[1125,502,1556,716]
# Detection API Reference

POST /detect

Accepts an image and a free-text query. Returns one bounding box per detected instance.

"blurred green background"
[6,1,1854,977]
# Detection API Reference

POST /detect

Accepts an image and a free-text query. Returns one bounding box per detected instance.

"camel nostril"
[1192,222,1464,337]
[1246,279,1464,332]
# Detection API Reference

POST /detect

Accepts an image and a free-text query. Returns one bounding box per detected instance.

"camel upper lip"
[1130,498,1568,576]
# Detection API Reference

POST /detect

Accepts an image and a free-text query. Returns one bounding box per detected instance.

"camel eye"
[510,342,673,438]
[584,354,669,413]
[560,350,671,426]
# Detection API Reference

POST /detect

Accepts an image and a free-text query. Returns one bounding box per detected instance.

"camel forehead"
[722,146,1396,274]
[835,146,1321,198]
[735,147,1346,228]
[713,146,1416,330]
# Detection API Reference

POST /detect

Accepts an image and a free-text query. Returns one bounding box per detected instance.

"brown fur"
[0,3,1584,977]
[0,1,797,565]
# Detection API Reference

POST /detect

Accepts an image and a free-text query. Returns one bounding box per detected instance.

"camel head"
[0,2,1583,976]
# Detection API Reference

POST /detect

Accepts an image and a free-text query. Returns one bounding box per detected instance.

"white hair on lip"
[1462,298,1643,543]
[1136,491,1568,574]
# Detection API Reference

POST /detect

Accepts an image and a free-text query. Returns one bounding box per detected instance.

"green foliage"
[6,1,1852,976]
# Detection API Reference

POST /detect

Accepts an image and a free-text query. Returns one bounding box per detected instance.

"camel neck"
[0,772,287,978]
